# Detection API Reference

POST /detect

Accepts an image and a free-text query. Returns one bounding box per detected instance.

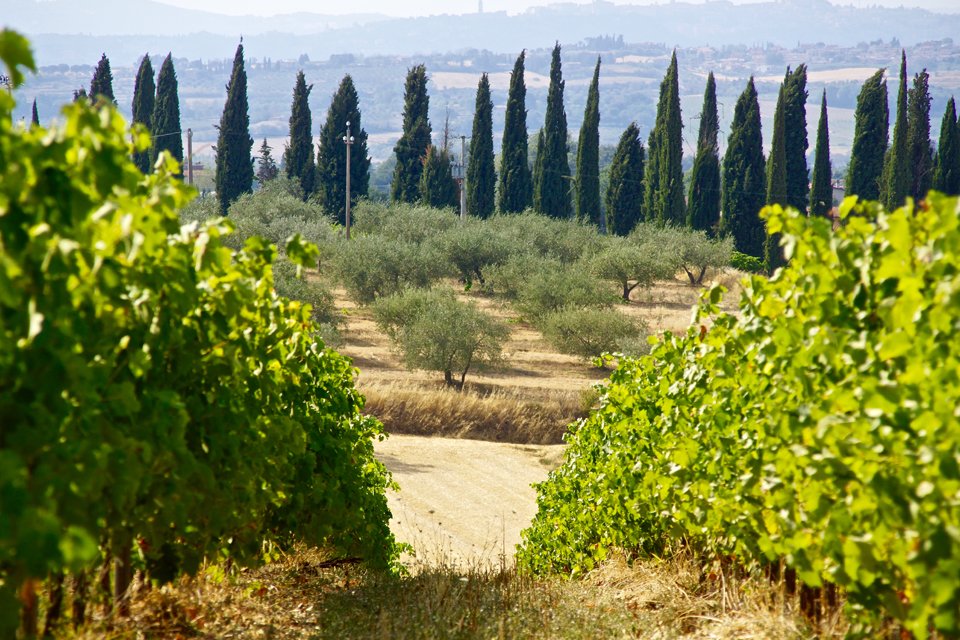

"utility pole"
[460,135,467,221]
[186,128,193,186]
[343,121,355,239]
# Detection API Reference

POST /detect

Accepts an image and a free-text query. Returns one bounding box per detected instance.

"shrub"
[432,220,516,288]
[485,211,603,263]
[730,250,765,274]
[630,223,732,286]
[351,199,459,243]
[224,186,336,251]
[482,254,561,300]
[540,307,648,361]
[373,288,508,388]
[331,235,450,304]
[272,258,341,344]
[515,264,615,321]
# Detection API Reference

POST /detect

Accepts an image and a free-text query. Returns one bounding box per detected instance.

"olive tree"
[589,236,677,301]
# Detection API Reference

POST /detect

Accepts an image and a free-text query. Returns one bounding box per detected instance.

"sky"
[151,0,960,17]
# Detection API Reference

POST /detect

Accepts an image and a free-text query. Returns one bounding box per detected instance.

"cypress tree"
[392,65,431,204]
[721,77,766,259]
[933,97,960,195]
[498,51,533,214]
[89,53,115,103]
[215,43,254,214]
[317,75,370,225]
[907,68,933,201]
[420,146,458,209]
[532,129,544,201]
[533,43,572,219]
[881,52,910,209]
[846,68,888,201]
[284,70,317,199]
[467,73,496,219]
[765,84,788,273]
[256,138,279,184]
[131,54,155,173]
[30,99,38,127]
[809,90,834,218]
[575,57,602,228]
[784,65,809,215]
[73,88,87,102]
[645,51,684,224]
[687,72,721,233]
[151,54,183,176]
[605,122,645,236]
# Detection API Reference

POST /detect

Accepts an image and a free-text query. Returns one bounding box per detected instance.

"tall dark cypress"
[151,54,183,176]
[783,65,809,215]
[89,53,115,103]
[575,57,602,228]
[809,90,834,218]
[846,69,888,201]
[420,146,458,210]
[933,97,960,196]
[907,68,933,201]
[215,43,254,214]
[721,77,766,259]
[533,43,572,219]
[317,75,370,225]
[882,52,910,209]
[645,51,684,224]
[131,54,156,173]
[285,70,317,199]
[392,65,432,204]
[765,84,788,273]
[498,51,533,214]
[30,99,39,127]
[467,73,496,219]
[605,122,645,236]
[687,72,721,233]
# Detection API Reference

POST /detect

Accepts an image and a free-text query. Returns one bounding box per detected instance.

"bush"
[373,288,508,388]
[630,223,731,286]
[272,258,341,344]
[485,211,603,263]
[730,250,765,274]
[515,263,615,321]
[351,200,459,243]
[519,197,960,636]
[482,254,561,300]
[431,219,515,288]
[588,236,677,301]
[224,186,336,252]
[540,307,648,361]
[331,235,450,304]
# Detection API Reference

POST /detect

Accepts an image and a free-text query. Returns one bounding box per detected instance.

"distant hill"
[8,0,960,65]
[5,0,388,37]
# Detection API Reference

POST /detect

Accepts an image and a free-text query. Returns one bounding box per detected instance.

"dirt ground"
[375,434,564,571]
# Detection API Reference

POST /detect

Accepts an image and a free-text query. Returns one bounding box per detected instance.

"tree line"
[75,45,960,268]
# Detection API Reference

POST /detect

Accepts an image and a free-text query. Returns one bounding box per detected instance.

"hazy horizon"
[139,0,960,17]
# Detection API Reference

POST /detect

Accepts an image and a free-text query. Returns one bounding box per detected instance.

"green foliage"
[933,97,960,196]
[317,75,371,225]
[645,51,684,225]
[721,77,766,258]
[515,264,613,321]
[0,28,36,88]
[846,68,888,201]
[809,90,834,218]
[729,250,764,274]
[0,76,398,632]
[271,258,341,343]
[151,53,183,176]
[419,145,458,210]
[30,98,38,126]
[765,83,788,273]
[331,235,449,304]
[907,68,934,201]
[285,70,317,198]
[485,212,602,264]
[589,235,674,300]
[783,65,809,215]
[687,73,720,234]
[881,52,910,210]
[498,51,533,214]
[432,219,512,287]
[131,53,155,173]
[351,200,458,243]
[392,65,431,204]
[373,288,508,387]
[467,73,496,219]
[256,138,279,184]
[220,181,336,252]
[541,307,647,361]
[655,226,733,286]
[520,193,960,637]
[215,43,254,214]
[89,53,115,103]
[575,57,602,229]
[605,123,644,236]
[533,43,572,219]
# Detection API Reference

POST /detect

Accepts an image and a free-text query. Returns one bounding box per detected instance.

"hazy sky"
[152,0,960,17]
